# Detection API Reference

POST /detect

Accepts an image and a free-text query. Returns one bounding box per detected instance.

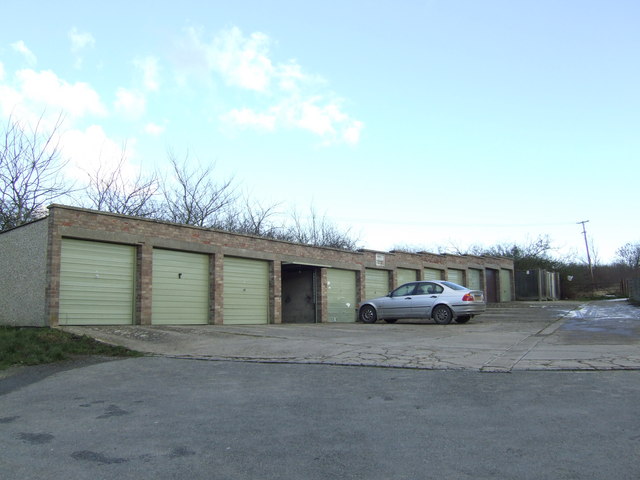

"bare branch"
[616,242,640,269]
[279,205,359,250]
[160,150,237,227]
[0,112,71,230]
[84,145,160,217]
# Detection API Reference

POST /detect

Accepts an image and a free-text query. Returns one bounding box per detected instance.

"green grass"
[0,326,142,370]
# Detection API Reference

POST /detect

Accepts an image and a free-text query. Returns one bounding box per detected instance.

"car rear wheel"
[384,319,397,324]
[432,305,453,325]
[455,315,471,324]
[359,305,377,323]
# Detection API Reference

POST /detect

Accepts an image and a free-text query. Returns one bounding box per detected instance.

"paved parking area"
[63,300,640,371]
[4,300,640,480]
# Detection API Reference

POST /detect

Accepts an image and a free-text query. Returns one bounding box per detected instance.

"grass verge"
[0,326,142,370]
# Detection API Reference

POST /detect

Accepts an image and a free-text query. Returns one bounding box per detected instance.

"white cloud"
[68,27,95,52]
[213,28,274,91]
[221,108,276,131]
[342,120,364,145]
[277,62,313,92]
[60,125,137,182]
[296,99,343,136]
[12,69,106,118]
[221,96,363,146]
[0,62,5,81]
[0,84,25,117]
[181,26,274,92]
[114,87,146,119]
[134,56,160,92]
[290,98,364,145]
[144,122,166,136]
[11,40,37,66]
[177,26,363,145]
[68,28,95,69]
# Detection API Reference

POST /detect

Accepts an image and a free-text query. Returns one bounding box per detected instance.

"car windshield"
[441,281,466,290]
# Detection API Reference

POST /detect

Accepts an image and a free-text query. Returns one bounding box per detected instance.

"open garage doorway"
[282,264,319,323]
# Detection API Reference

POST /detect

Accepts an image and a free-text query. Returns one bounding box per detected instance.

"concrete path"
[62,300,640,372]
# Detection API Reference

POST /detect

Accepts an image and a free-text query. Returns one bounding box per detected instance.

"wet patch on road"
[559,302,640,344]
[71,450,128,464]
[17,432,54,444]
[96,404,131,419]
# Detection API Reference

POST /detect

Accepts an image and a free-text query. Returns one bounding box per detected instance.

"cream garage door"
[468,269,482,291]
[424,268,444,281]
[223,257,269,325]
[59,239,135,326]
[500,269,513,302]
[448,269,465,286]
[365,269,389,300]
[152,249,210,325]
[397,268,418,287]
[327,269,357,323]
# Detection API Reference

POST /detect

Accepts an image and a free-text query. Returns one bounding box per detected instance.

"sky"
[1,0,638,264]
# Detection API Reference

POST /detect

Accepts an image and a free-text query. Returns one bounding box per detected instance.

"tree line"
[2,114,639,272]
[0,114,357,250]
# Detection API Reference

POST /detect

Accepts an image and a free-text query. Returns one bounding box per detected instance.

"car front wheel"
[432,305,453,325]
[359,305,377,323]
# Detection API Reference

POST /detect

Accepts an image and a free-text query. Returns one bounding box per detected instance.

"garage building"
[0,205,515,327]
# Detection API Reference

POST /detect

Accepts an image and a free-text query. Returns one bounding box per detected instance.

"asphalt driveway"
[3,300,640,480]
[62,300,640,371]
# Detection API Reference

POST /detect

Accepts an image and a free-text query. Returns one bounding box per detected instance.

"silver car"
[358,280,486,325]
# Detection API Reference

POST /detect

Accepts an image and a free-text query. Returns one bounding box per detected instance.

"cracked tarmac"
[62,299,640,372]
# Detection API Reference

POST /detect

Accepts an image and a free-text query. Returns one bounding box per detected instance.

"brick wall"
[40,205,515,326]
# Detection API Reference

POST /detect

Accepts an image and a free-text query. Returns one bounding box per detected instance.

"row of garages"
[0,205,515,327]
[59,239,271,326]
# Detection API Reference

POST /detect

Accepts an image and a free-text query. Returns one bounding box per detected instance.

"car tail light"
[462,293,474,302]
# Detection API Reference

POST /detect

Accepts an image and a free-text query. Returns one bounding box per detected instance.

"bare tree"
[281,206,359,250]
[616,242,640,269]
[160,150,237,227]
[0,113,72,231]
[84,147,160,217]
[217,196,282,237]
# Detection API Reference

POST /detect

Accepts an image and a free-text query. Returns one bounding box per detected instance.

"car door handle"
[430,295,438,298]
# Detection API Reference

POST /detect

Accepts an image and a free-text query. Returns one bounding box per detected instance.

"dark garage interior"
[281,264,319,323]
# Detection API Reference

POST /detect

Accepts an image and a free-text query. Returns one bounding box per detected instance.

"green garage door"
[397,268,417,287]
[327,269,357,323]
[500,269,513,302]
[468,269,482,291]
[365,269,389,300]
[152,249,209,325]
[224,257,269,325]
[423,268,444,281]
[448,269,465,286]
[59,239,135,326]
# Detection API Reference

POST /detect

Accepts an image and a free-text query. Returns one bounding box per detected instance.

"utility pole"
[577,220,594,284]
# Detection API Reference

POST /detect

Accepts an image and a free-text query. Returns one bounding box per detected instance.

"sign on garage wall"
[327,269,357,323]
[59,239,135,326]
[223,257,270,325]
[365,269,389,300]
[152,249,210,325]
